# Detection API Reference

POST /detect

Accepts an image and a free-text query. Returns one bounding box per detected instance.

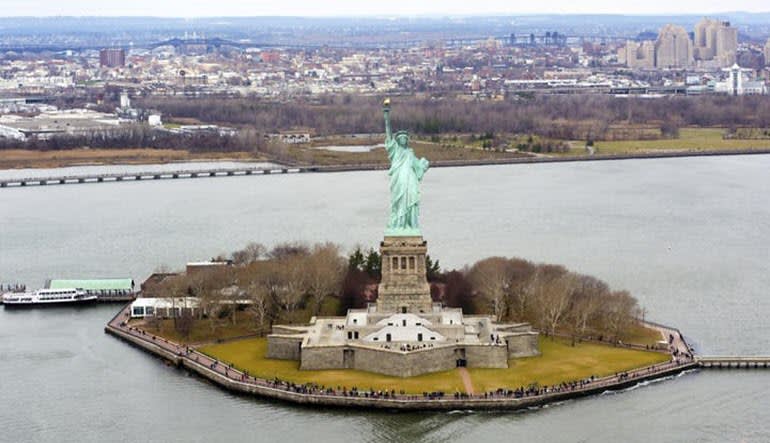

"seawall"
[105,306,697,411]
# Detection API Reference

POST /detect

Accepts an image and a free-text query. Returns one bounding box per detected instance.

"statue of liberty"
[382,98,430,236]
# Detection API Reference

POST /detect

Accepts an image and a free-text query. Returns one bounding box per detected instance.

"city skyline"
[1,0,770,17]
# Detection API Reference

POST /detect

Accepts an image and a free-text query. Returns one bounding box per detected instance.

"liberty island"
[97,101,719,411]
[266,100,539,376]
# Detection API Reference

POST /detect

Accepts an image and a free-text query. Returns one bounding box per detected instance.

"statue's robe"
[386,137,429,230]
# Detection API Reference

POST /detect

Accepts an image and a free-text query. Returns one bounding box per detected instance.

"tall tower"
[693,18,737,67]
[655,24,692,68]
[715,24,738,67]
[764,39,770,67]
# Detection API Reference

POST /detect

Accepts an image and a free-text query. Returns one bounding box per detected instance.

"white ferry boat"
[2,288,97,307]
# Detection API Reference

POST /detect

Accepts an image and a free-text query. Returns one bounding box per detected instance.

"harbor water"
[1,155,769,442]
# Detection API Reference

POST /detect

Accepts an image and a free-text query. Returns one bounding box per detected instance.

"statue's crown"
[395,130,409,138]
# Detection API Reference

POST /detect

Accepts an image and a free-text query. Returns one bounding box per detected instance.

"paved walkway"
[106,305,697,408]
[645,321,693,364]
[458,367,474,395]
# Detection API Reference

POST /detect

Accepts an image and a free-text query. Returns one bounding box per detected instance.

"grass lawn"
[200,338,466,393]
[468,337,669,392]
[137,298,342,345]
[199,336,668,394]
[590,128,770,155]
[135,315,261,345]
[624,323,664,347]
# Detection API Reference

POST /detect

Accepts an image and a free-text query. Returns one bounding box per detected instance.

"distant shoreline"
[289,147,770,173]
[3,146,770,172]
[2,148,769,188]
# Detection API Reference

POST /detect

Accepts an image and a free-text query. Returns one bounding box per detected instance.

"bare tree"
[260,258,306,320]
[600,290,641,342]
[269,241,310,260]
[231,242,266,265]
[187,268,231,332]
[506,258,537,322]
[536,270,576,337]
[304,242,346,315]
[236,264,275,334]
[467,257,514,321]
[566,275,609,344]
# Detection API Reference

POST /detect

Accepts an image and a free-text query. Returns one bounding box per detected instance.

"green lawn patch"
[468,337,669,392]
[624,324,664,347]
[199,336,668,394]
[135,298,342,345]
[592,128,770,154]
[199,338,465,394]
[135,315,260,344]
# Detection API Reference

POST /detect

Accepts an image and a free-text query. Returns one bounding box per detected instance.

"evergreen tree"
[425,255,441,281]
[348,247,365,272]
[364,249,381,279]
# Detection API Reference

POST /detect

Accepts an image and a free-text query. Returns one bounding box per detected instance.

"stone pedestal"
[376,235,433,314]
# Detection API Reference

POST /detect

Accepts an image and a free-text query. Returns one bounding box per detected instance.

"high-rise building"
[693,18,737,67]
[655,25,693,68]
[715,25,738,67]
[694,18,717,60]
[99,48,126,68]
[621,40,655,69]
[764,39,770,67]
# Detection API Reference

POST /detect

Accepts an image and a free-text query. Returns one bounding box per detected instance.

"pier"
[0,165,307,188]
[696,356,770,369]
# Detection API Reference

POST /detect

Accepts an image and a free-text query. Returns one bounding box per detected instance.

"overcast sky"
[0,0,768,17]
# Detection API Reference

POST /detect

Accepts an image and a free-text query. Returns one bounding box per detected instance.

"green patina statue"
[382,98,430,236]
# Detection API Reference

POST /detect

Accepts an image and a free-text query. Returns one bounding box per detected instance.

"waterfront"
[1,155,770,441]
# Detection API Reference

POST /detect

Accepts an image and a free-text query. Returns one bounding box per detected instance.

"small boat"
[2,288,97,307]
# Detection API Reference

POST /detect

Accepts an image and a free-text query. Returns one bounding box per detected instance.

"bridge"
[696,356,770,369]
[0,165,308,188]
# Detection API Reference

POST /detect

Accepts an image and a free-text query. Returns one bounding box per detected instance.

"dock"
[696,356,770,369]
[0,165,308,188]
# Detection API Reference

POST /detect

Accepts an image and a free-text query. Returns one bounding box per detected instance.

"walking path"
[105,305,697,410]
[644,320,694,364]
[458,367,475,395]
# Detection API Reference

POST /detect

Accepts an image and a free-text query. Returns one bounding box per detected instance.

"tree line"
[0,125,267,153]
[464,257,641,344]
[138,94,770,141]
[8,94,770,153]
[155,242,346,338]
[152,241,642,345]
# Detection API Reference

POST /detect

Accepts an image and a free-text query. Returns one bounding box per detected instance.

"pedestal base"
[376,235,433,314]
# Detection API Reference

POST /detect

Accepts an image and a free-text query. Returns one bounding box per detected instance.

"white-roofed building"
[267,235,539,377]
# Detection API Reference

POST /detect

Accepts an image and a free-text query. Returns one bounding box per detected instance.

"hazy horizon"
[0,0,768,18]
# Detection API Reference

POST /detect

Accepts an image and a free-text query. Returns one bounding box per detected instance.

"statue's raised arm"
[383,98,392,142]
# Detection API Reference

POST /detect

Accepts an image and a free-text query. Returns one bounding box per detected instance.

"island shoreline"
[104,304,698,412]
